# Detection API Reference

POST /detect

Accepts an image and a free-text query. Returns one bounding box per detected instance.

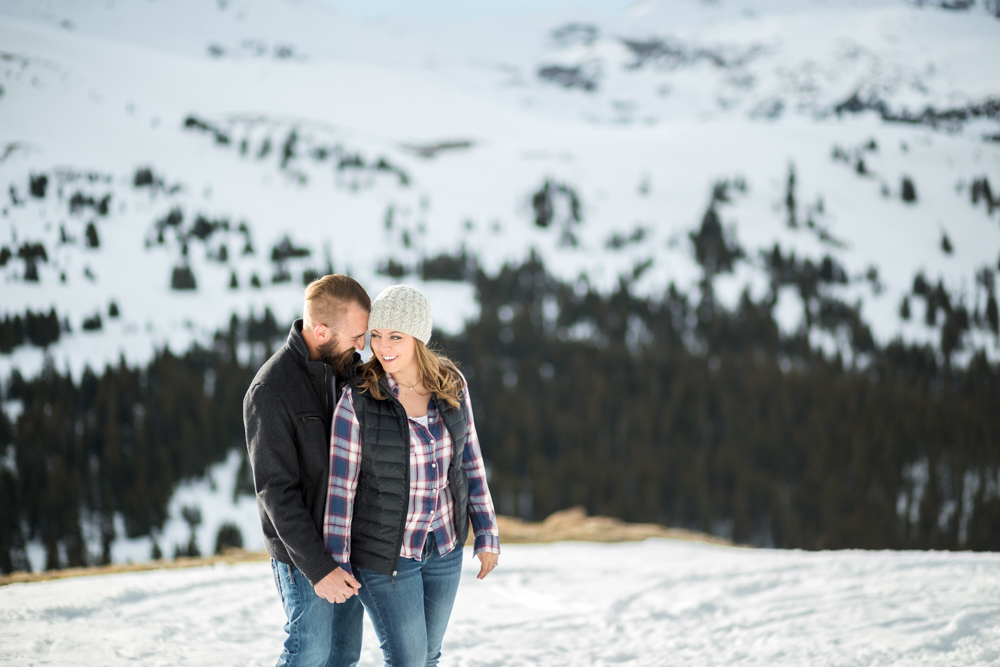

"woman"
[324,284,500,667]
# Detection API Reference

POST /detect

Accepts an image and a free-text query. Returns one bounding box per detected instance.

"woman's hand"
[476,551,499,580]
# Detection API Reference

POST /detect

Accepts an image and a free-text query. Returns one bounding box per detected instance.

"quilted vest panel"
[350,377,470,575]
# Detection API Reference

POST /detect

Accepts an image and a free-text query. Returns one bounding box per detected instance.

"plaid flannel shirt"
[324,374,500,572]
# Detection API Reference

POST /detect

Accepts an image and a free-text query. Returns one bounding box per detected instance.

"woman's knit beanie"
[367,284,433,344]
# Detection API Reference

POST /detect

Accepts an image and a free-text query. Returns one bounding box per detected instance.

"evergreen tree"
[986,293,999,335]
[26,309,60,347]
[941,232,953,254]
[29,174,48,198]
[171,265,197,290]
[85,222,100,248]
[180,505,202,558]
[82,313,103,331]
[214,522,244,554]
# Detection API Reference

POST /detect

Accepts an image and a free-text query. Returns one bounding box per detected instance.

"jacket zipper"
[324,364,331,416]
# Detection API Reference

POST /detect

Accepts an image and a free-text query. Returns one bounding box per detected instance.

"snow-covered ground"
[2,539,998,666]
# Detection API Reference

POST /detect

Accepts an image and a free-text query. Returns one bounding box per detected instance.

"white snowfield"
[1,540,998,667]
[1,0,999,383]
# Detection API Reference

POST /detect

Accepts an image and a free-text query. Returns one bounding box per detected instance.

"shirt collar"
[385,374,438,421]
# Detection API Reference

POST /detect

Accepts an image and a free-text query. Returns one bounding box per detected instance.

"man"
[243,274,370,667]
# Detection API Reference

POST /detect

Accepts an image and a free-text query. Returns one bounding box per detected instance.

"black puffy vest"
[349,377,470,576]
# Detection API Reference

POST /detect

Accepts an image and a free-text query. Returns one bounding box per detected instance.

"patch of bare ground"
[0,507,731,587]
[492,506,735,546]
[0,550,268,587]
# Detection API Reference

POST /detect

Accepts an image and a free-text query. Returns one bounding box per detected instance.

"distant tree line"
[0,312,284,572]
[0,309,63,353]
[182,114,411,188]
[0,304,123,355]
[1,257,998,571]
[437,254,1000,551]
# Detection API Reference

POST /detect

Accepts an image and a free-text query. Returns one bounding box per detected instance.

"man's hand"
[476,551,498,580]
[313,567,361,603]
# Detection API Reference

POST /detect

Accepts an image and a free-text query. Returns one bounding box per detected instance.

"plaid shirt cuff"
[473,532,501,555]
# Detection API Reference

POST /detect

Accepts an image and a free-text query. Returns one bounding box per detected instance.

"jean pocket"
[271,559,284,602]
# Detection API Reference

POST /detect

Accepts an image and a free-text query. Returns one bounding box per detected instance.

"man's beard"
[317,339,357,377]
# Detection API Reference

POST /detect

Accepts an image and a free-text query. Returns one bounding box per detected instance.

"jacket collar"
[287,319,318,368]
[287,319,362,382]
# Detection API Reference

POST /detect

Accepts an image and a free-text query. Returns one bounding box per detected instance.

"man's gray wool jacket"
[243,320,357,586]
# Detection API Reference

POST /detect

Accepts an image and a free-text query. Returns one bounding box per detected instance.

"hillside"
[0,0,997,378]
[1,0,999,570]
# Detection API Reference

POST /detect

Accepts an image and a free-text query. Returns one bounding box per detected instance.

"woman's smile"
[370,329,417,378]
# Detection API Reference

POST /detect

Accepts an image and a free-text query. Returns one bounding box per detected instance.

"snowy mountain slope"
[3,0,999,129]
[2,539,999,666]
[523,1,1000,127]
[2,0,999,385]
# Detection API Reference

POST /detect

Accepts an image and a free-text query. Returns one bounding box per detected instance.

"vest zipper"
[390,389,408,590]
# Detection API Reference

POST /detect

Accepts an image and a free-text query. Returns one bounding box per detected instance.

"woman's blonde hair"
[357,339,464,408]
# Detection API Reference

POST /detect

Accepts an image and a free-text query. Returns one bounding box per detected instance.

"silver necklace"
[403,380,427,395]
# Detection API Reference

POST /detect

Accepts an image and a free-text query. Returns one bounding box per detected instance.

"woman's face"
[370,329,417,377]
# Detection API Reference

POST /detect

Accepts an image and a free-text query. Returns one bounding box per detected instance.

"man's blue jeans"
[271,559,364,667]
[353,533,463,667]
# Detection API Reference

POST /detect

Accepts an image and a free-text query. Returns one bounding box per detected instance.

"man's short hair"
[303,274,371,331]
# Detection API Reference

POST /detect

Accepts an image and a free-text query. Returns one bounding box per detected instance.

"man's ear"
[303,320,321,341]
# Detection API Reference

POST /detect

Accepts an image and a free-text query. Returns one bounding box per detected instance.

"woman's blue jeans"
[271,559,364,667]
[354,533,463,667]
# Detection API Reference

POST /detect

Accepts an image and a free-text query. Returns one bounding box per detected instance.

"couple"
[243,275,500,667]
